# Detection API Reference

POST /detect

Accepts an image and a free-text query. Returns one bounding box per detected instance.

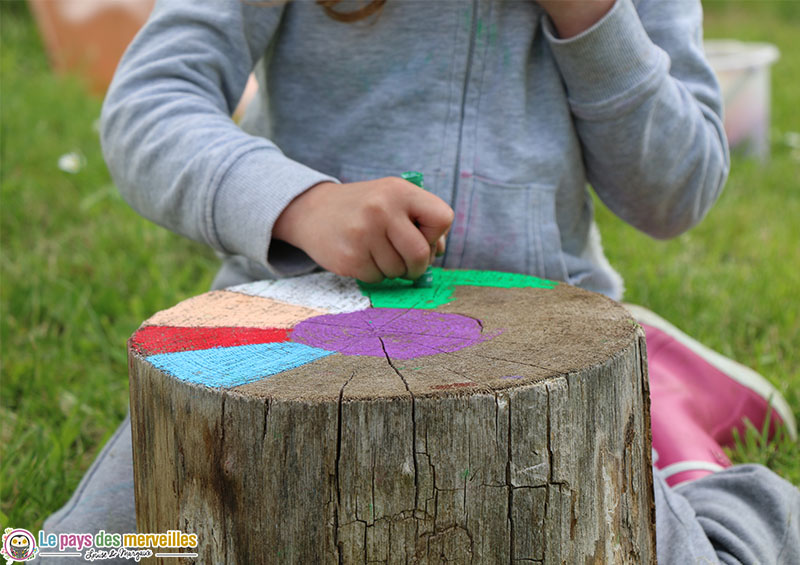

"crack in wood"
[390,343,495,395]
[546,387,553,485]
[471,351,558,376]
[340,508,426,529]
[334,370,356,562]
[541,487,549,560]
[371,452,377,525]
[464,430,471,516]
[219,396,228,561]
[505,392,515,563]
[261,398,270,445]
[638,334,658,556]
[377,336,420,543]
[417,524,475,562]
[417,425,437,523]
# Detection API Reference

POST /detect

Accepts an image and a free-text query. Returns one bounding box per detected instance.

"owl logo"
[1,528,38,562]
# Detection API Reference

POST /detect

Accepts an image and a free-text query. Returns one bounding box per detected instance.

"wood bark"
[129,279,656,564]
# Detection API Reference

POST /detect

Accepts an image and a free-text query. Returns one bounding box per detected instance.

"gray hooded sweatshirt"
[101,0,729,300]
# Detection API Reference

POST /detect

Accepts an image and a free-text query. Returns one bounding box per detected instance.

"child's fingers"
[406,191,454,245]
[435,235,447,257]
[370,237,407,280]
[354,257,386,284]
[387,217,435,281]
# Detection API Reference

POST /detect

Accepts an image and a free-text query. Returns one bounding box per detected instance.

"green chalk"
[401,171,434,288]
[414,266,434,288]
[401,170,424,188]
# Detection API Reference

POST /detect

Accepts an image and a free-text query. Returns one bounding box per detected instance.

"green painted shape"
[358,277,450,309]
[359,268,557,309]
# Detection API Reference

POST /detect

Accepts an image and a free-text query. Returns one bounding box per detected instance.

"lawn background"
[2,0,798,531]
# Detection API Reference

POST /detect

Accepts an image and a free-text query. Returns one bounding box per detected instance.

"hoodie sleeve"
[543,0,729,239]
[101,0,337,276]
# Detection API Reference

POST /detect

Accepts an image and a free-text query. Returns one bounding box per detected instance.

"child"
[43,0,799,563]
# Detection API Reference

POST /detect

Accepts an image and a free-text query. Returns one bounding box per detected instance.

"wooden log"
[128,269,655,564]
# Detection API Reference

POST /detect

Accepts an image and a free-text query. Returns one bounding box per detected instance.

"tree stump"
[128,269,655,564]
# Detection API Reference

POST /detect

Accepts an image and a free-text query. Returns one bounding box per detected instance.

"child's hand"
[273,177,454,283]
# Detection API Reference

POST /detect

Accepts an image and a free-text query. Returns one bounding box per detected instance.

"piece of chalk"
[414,267,434,288]
[401,170,424,188]
[402,171,435,288]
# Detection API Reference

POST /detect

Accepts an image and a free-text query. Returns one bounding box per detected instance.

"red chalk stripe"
[130,326,291,355]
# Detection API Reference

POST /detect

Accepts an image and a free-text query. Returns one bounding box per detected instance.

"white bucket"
[704,40,780,160]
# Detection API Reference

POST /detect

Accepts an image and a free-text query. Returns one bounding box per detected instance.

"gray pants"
[42,415,799,564]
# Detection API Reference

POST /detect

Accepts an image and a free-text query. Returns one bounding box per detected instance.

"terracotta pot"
[28,0,155,94]
[27,0,258,116]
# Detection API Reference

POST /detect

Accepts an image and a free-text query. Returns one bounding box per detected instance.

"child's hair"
[317,0,386,22]
[245,0,386,22]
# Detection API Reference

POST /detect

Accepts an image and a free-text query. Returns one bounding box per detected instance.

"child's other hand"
[537,0,615,38]
[273,177,454,283]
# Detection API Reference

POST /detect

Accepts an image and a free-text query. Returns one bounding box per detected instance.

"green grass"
[596,1,800,481]
[1,0,798,533]
[0,3,218,530]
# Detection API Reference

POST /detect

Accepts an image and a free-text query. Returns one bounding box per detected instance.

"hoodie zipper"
[442,0,479,266]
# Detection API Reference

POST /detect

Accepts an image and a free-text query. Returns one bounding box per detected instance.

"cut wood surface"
[128,268,655,564]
